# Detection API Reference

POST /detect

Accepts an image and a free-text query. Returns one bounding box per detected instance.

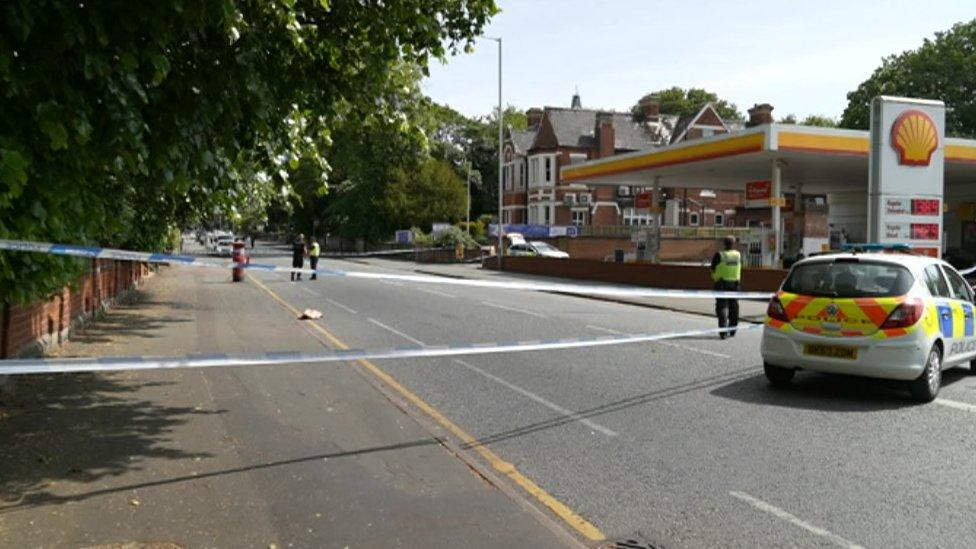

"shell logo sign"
[891,109,938,166]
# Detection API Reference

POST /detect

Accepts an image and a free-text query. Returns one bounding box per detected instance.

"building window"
[571,210,587,227]
[544,156,552,183]
[688,212,700,226]
[544,205,551,225]
[622,207,653,226]
[714,213,724,226]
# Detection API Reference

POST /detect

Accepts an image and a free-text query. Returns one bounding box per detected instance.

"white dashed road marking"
[367,318,426,346]
[326,298,357,315]
[414,286,457,299]
[730,491,865,549]
[586,324,731,359]
[362,317,616,436]
[479,301,548,319]
[451,358,618,437]
[935,398,976,412]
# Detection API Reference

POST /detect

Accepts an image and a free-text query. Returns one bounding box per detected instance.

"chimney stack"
[526,108,543,129]
[638,94,661,119]
[596,111,615,159]
[746,103,774,127]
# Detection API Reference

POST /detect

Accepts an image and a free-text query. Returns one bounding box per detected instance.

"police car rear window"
[782,261,914,298]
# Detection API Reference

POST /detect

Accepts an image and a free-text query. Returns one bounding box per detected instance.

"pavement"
[7,244,976,547]
[0,249,575,549]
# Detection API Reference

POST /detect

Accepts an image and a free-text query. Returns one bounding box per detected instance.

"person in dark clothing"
[711,235,741,340]
[291,233,307,281]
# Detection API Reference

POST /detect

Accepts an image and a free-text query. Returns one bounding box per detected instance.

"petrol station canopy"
[560,124,976,192]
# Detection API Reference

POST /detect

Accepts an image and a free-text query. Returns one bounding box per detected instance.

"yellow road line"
[248,275,606,542]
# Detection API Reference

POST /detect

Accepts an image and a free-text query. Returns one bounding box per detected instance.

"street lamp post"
[484,36,502,269]
[465,160,472,236]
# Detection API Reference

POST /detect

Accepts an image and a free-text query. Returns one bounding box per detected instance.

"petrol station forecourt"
[561,97,976,267]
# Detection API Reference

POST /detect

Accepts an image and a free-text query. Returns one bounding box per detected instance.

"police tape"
[0,324,760,376]
[321,247,451,258]
[0,239,774,300]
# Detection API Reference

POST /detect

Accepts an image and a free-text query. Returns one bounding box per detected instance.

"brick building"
[501,92,747,228]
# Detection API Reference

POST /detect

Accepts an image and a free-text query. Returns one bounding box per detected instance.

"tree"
[423,102,524,220]
[840,19,976,137]
[801,115,838,128]
[631,87,743,122]
[386,158,466,231]
[0,0,497,303]
[779,114,799,124]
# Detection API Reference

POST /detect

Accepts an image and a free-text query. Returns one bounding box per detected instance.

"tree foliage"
[631,87,743,122]
[0,0,497,303]
[777,114,837,127]
[840,19,976,137]
[800,115,838,128]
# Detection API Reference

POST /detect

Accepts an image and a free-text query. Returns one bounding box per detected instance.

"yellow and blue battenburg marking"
[767,291,923,339]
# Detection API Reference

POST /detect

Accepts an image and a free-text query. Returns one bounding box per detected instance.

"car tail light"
[880,299,923,329]
[767,296,789,322]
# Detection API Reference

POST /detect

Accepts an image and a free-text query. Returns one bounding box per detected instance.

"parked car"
[528,241,569,259]
[507,243,537,257]
[762,250,976,402]
[507,241,569,259]
[214,236,235,257]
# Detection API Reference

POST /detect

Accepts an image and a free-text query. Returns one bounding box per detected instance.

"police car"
[761,245,976,401]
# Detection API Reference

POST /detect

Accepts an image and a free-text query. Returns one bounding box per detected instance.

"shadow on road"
[711,369,970,411]
[464,366,760,449]
[57,294,194,347]
[0,372,220,510]
[0,435,438,513]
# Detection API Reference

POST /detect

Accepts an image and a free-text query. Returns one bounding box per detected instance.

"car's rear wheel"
[910,344,942,402]
[764,362,795,385]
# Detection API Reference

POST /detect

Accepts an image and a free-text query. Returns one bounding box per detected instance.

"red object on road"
[232,241,248,282]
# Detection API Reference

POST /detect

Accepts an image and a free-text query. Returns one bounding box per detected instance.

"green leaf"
[39,119,69,150]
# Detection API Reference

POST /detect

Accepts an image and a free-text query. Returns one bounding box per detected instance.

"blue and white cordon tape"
[320,247,451,258]
[0,325,759,376]
[0,239,773,300]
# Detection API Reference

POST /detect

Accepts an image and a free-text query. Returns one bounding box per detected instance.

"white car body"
[214,237,235,257]
[761,252,976,400]
[528,241,569,259]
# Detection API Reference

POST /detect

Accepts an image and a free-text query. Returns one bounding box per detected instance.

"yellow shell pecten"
[891,110,938,166]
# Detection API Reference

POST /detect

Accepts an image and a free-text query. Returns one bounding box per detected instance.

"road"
[249,252,976,548]
[5,245,976,548]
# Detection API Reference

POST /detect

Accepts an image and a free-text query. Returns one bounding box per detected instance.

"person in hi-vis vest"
[710,236,741,339]
[309,238,321,280]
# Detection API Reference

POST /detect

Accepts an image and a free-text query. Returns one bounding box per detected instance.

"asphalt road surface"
[250,253,976,548]
[6,245,976,548]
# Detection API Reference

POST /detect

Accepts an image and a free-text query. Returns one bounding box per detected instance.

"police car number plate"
[803,344,857,360]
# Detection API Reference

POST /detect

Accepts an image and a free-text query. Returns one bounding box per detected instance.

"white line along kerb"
[0,325,759,376]
[0,239,774,300]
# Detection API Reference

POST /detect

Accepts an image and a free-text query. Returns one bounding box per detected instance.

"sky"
[422,0,974,121]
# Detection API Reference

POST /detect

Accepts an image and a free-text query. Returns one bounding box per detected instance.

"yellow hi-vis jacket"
[712,250,741,282]
[309,243,320,257]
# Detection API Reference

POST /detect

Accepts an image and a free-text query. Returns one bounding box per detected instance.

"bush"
[412,226,478,249]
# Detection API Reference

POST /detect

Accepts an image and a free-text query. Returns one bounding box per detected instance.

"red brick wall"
[486,256,786,292]
[598,123,614,158]
[545,237,724,262]
[1,260,151,358]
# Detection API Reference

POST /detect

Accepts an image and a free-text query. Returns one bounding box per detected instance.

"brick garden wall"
[485,256,787,292]
[1,260,152,359]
